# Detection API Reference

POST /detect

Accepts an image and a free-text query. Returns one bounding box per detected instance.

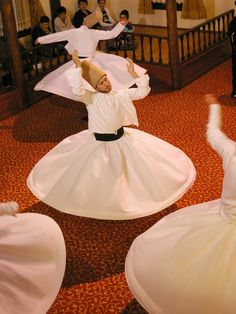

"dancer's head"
[81,60,112,93]
[83,11,102,28]
[96,75,112,93]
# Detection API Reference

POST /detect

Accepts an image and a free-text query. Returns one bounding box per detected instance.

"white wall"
[39,0,51,19]
[215,1,234,15]
[39,0,235,29]
[90,0,206,28]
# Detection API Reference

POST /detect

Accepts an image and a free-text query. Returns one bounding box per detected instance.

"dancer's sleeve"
[65,68,91,103]
[96,22,125,40]
[125,74,151,100]
[37,30,71,44]
[206,104,235,163]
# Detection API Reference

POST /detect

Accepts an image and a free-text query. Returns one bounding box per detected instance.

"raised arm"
[95,22,125,40]
[65,50,91,103]
[37,29,72,45]
[205,94,235,163]
[125,58,151,100]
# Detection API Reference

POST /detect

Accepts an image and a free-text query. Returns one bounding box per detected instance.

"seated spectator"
[120,9,134,33]
[95,0,116,30]
[31,16,54,59]
[54,6,74,32]
[107,10,135,51]
[73,0,91,28]
[118,9,135,50]
[32,16,51,44]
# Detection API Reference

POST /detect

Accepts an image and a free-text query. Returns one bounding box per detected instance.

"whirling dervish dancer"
[27,51,195,220]
[0,200,66,314]
[34,11,146,100]
[125,94,236,314]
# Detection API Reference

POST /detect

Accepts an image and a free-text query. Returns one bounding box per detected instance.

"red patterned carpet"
[1,59,236,313]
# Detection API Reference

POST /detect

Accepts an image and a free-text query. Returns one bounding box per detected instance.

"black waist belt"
[94,127,124,141]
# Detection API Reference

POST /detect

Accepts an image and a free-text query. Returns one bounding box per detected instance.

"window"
[0,0,31,37]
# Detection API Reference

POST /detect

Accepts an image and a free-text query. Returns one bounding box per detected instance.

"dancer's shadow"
[12,95,88,143]
[149,75,172,95]
[121,299,148,314]
[26,201,179,288]
[219,94,236,107]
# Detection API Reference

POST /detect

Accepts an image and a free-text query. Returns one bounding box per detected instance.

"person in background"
[107,9,135,51]
[119,9,135,50]
[73,0,91,28]
[115,9,135,50]
[95,0,116,30]
[32,15,53,58]
[32,15,51,43]
[119,9,134,33]
[228,1,236,98]
[0,200,66,314]
[54,6,74,32]
[54,6,74,54]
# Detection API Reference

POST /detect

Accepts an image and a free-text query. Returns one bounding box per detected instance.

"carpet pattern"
[0,59,236,313]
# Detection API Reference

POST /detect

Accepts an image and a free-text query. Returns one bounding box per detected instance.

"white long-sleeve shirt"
[207,104,236,222]
[95,6,116,28]
[37,22,124,56]
[54,16,74,32]
[65,67,150,133]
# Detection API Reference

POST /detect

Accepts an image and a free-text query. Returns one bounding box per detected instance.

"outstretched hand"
[204,94,219,106]
[126,58,139,78]
[72,49,81,68]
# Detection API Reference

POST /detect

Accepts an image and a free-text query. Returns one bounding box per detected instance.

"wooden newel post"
[166,0,181,89]
[0,0,29,107]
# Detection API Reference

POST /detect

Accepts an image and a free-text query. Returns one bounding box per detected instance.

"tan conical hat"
[83,11,102,28]
[81,60,106,89]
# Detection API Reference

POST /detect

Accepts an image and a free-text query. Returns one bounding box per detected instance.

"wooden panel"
[49,0,61,32]
[140,63,172,89]
[179,39,231,88]
[0,88,23,119]
[1,0,29,106]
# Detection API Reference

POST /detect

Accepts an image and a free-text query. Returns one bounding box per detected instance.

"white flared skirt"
[27,128,195,220]
[35,52,147,100]
[0,213,66,314]
[125,199,236,314]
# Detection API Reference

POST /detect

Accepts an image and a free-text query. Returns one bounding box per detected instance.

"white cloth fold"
[125,103,236,313]
[0,213,66,314]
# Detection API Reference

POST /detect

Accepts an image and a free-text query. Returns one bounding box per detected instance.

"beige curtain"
[0,0,45,36]
[28,0,46,28]
[181,0,207,19]
[12,0,31,30]
[138,0,154,14]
